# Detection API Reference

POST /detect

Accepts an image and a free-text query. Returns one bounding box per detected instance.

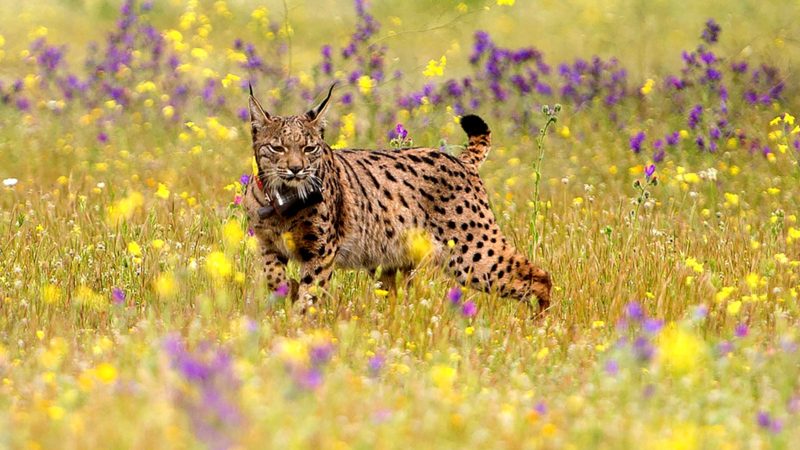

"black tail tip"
[460,114,490,137]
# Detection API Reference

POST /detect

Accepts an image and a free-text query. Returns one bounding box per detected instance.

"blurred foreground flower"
[275,331,335,391]
[657,326,705,376]
[431,364,457,390]
[406,228,434,264]
[164,335,242,449]
[206,251,233,280]
[105,191,144,225]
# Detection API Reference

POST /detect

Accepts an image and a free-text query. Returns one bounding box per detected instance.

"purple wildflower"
[693,304,709,320]
[731,61,748,74]
[296,368,323,390]
[112,287,126,305]
[604,359,619,376]
[643,318,663,334]
[368,353,385,376]
[395,123,408,140]
[666,132,680,146]
[447,287,463,306]
[309,342,334,367]
[644,164,656,180]
[274,283,290,298]
[757,411,771,429]
[695,136,705,150]
[16,97,30,111]
[735,323,749,338]
[163,335,241,449]
[653,148,665,164]
[97,132,109,143]
[461,301,477,318]
[701,19,721,44]
[717,341,733,355]
[633,337,655,362]
[688,105,703,129]
[625,301,645,322]
[705,68,721,82]
[630,132,646,154]
[239,174,250,186]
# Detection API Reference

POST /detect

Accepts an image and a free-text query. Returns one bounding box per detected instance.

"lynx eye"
[304,145,320,154]
[266,145,285,154]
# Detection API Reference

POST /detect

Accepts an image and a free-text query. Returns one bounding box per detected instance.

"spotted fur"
[243,88,552,312]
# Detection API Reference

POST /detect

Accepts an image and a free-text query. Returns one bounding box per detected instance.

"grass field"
[1,0,800,448]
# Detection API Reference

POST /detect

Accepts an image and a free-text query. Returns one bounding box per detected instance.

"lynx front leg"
[294,240,339,313]
[295,258,336,312]
[261,250,298,300]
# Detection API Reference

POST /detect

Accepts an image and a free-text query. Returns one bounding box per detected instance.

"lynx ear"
[305,83,336,129]
[249,84,271,137]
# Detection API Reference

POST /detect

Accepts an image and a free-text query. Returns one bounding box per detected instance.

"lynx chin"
[243,86,552,313]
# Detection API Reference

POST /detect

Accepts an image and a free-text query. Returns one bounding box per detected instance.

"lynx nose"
[287,164,303,176]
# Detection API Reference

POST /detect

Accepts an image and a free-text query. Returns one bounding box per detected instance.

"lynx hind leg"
[373,267,412,293]
[449,242,551,312]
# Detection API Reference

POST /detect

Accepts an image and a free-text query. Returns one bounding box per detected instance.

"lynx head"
[249,84,335,199]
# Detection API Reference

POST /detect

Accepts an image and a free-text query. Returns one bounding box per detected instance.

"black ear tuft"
[248,86,271,138]
[460,114,490,137]
[306,82,337,122]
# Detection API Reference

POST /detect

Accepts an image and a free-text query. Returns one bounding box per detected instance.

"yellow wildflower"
[281,232,296,252]
[41,284,61,304]
[787,227,800,244]
[657,326,704,375]
[206,251,233,279]
[640,78,655,95]
[48,406,66,421]
[726,300,742,316]
[221,73,240,89]
[223,218,245,247]
[745,273,760,290]
[357,75,375,95]
[497,0,515,5]
[423,56,447,77]
[154,183,170,200]
[127,241,142,257]
[723,192,739,207]
[154,272,177,298]
[74,286,107,311]
[430,364,456,390]
[685,257,704,274]
[94,363,118,384]
[106,191,144,225]
[715,286,736,303]
[536,347,549,360]
[406,228,434,264]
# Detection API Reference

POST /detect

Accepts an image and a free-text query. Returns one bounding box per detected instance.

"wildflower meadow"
[2,0,800,448]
